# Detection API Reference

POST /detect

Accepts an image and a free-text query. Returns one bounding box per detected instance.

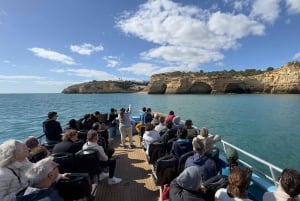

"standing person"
[0,140,32,201]
[82,130,122,184]
[263,168,300,201]
[43,112,63,142]
[52,129,82,155]
[119,104,134,148]
[107,108,118,139]
[215,167,252,201]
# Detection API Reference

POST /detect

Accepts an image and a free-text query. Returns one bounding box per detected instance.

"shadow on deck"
[95,134,160,201]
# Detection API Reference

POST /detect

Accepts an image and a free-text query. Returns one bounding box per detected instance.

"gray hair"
[26,156,55,187]
[0,140,23,167]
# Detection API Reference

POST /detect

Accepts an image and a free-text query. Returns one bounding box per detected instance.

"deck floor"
[95,134,160,201]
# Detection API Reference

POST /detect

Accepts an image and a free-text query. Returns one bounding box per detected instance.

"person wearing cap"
[169,165,206,201]
[82,129,122,185]
[185,137,218,181]
[225,147,239,175]
[42,112,63,142]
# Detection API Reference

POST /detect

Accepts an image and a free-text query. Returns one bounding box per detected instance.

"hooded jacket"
[169,166,205,201]
[185,153,218,181]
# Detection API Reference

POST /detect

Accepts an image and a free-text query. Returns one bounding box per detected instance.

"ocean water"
[0,93,299,171]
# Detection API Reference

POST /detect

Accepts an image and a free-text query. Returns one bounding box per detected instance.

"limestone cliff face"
[147,62,300,94]
[62,80,147,94]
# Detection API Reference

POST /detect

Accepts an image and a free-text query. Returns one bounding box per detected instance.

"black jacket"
[43,119,63,142]
[52,140,82,155]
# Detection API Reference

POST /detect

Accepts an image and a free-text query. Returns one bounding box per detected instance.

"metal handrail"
[220,139,282,185]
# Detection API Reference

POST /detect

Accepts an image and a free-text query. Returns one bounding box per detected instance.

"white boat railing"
[220,139,282,185]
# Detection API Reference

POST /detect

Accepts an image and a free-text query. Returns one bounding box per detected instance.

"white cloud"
[52,68,118,80]
[292,52,300,60]
[2,60,11,64]
[0,75,44,81]
[103,56,120,67]
[117,0,266,73]
[286,0,300,14]
[208,12,265,39]
[29,47,75,65]
[250,0,281,23]
[233,1,250,11]
[119,63,160,75]
[70,43,104,55]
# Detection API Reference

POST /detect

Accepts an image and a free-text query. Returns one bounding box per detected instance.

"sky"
[0,0,300,93]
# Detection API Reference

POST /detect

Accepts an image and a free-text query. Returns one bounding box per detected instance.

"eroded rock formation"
[147,62,300,94]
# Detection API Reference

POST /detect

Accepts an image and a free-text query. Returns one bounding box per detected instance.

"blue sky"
[0,0,300,93]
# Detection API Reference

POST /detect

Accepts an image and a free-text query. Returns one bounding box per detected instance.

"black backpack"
[202,175,228,201]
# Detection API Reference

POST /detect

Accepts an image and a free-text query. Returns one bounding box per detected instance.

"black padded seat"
[52,152,75,173]
[153,154,178,186]
[177,150,194,174]
[147,139,165,164]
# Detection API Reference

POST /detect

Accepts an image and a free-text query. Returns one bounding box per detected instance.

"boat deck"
[95,134,160,201]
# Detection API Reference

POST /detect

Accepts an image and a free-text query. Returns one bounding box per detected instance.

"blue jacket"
[16,185,64,201]
[185,153,218,181]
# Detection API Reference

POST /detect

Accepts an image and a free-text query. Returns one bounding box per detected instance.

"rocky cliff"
[147,62,300,94]
[62,80,147,94]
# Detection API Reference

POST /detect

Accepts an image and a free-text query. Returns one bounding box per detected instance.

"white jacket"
[0,159,32,201]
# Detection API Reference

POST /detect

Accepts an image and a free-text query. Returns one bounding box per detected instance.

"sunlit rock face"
[147,62,300,94]
[62,81,147,94]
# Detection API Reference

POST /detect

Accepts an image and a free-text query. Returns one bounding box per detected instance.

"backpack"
[202,175,228,201]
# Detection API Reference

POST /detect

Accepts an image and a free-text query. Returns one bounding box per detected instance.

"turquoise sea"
[0,93,299,171]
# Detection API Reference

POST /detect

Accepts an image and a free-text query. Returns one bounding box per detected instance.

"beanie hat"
[226,148,238,161]
[176,166,203,191]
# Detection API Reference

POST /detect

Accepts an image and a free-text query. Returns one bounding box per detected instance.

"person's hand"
[60,173,70,180]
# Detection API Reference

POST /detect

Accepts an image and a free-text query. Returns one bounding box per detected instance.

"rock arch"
[190,82,212,94]
[224,83,245,94]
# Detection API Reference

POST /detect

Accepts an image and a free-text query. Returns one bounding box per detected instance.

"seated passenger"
[185,119,198,139]
[142,123,160,155]
[161,119,177,145]
[169,165,205,201]
[171,127,193,160]
[43,111,63,142]
[0,140,32,201]
[135,107,147,134]
[82,130,122,185]
[154,116,166,134]
[185,137,218,181]
[166,110,175,122]
[224,147,239,175]
[16,157,67,201]
[215,166,252,201]
[151,113,160,126]
[172,116,183,130]
[81,114,92,131]
[107,108,118,138]
[52,129,82,155]
[263,168,300,201]
[64,119,79,131]
[198,127,221,152]
[25,136,49,162]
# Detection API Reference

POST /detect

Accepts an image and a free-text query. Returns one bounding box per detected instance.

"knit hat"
[176,166,203,191]
[226,148,238,161]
